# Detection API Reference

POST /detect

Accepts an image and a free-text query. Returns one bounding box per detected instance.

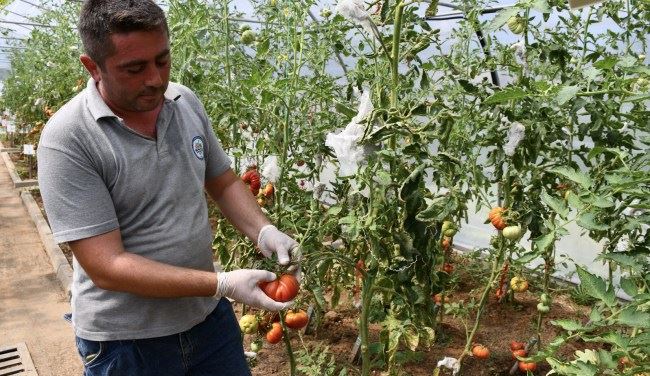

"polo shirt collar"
[84,78,182,121]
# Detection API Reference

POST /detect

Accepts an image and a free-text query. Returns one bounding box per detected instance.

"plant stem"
[457,245,506,371]
[279,311,296,376]
[360,272,375,376]
[390,1,405,108]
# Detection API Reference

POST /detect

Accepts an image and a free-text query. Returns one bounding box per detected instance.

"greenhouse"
[0,0,648,375]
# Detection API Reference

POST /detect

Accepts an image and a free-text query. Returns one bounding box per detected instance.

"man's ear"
[80,54,101,82]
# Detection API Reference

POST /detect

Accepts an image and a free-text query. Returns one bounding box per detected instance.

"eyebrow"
[117,49,170,69]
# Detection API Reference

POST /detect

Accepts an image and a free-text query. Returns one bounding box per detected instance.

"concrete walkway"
[0,161,82,375]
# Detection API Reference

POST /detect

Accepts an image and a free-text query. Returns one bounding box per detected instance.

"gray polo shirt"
[37,79,231,341]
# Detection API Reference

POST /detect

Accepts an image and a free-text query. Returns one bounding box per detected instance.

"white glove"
[257,224,300,266]
[215,269,292,311]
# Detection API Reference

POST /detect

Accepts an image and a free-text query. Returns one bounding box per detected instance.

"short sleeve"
[183,89,231,179]
[37,146,119,243]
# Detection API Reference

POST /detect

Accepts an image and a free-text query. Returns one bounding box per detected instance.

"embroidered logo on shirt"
[192,136,205,160]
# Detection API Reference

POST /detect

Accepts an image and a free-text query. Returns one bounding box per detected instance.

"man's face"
[92,29,171,113]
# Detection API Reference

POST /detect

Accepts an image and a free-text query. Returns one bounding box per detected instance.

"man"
[37,1,299,375]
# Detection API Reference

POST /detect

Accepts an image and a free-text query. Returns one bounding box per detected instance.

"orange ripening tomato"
[262,182,274,198]
[241,169,261,196]
[259,274,299,302]
[441,237,451,250]
[266,322,283,344]
[488,207,507,230]
[472,344,490,359]
[518,361,537,372]
[285,310,309,329]
[442,263,454,273]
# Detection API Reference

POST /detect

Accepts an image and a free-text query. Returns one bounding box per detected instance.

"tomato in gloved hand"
[259,274,299,302]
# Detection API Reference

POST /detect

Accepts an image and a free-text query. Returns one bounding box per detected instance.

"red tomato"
[442,263,454,273]
[510,341,526,351]
[285,310,309,329]
[472,344,490,359]
[241,169,261,196]
[518,361,537,372]
[259,274,299,302]
[512,349,527,359]
[266,322,283,344]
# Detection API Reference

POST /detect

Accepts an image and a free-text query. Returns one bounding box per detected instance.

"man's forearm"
[92,251,218,298]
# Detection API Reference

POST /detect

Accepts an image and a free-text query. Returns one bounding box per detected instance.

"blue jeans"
[74,299,251,376]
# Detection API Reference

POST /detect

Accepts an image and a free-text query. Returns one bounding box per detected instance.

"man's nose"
[144,64,164,87]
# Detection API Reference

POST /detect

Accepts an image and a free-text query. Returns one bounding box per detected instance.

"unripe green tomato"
[507,16,520,29]
[239,314,258,334]
[250,341,262,352]
[540,293,552,305]
[444,228,457,237]
[320,8,332,18]
[241,30,256,45]
[502,225,523,240]
[442,221,457,237]
[537,302,550,313]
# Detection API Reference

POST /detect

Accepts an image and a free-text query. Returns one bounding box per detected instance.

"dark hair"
[79,0,169,67]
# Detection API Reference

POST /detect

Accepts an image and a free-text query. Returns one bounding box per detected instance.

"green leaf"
[576,266,616,307]
[551,319,584,331]
[380,0,391,22]
[577,213,609,231]
[404,325,419,351]
[483,87,527,104]
[555,85,580,105]
[622,92,650,102]
[424,0,438,17]
[399,164,427,201]
[549,167,592,189]
[599,253,640,271]
[617,307,650,328]
[630,332,650,346]
[586,332,629,349]
[566,191,586,210]
[334,102,357,119]
[619,277,638,297]
[487,7,520,30]
[531,0,551,13]
[541,190,569,218]
[587,194,614,208]
[534,231,556,252]
[593,56,618,70]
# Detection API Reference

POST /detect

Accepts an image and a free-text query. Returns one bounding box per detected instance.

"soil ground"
[242,259,592,376]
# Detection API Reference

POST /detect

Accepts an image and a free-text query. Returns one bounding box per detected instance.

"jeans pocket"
[75,337,104,367]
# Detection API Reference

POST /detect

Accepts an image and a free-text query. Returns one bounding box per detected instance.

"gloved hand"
[215,269,291,311]
[257,224,301,267]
